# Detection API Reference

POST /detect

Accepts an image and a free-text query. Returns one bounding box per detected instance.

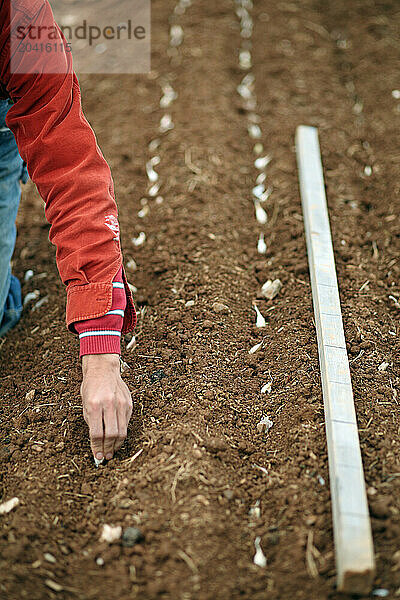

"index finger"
[87,406,105,460]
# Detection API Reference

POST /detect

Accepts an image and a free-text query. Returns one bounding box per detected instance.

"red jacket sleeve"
[0,0,136,334]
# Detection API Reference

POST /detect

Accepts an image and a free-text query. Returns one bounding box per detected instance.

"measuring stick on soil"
[295,126,375,594]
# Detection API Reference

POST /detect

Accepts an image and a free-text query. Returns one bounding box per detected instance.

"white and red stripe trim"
[74,266,127,357]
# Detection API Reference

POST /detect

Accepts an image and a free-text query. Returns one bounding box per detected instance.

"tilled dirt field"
[1,0,400,598]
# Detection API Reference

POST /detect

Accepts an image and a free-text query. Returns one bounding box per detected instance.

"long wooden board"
[295,125,375,594]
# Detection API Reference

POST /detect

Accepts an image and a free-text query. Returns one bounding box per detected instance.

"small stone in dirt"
[211,302,230,314]
[122,527,144,548]
[0,497,19,515]
[118,498,134,509]
[223,489,235,501]
[202,320,214,329]
[45,580,63,593]
[96,557,105,566]
[150,369,166,384]
[44,553,56,564]
[32,445,43,452]
[25,389,35,402]
[204,438,228,453]
[378,361,389,372]
[372,590,389,598]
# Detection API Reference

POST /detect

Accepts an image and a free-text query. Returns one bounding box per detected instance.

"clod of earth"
[369,497,392,519]
[150,369,166,384]
[204,438,228,453]
[223,489,235,501]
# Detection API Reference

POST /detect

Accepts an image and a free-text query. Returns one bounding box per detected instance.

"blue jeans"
[0,99,28,336]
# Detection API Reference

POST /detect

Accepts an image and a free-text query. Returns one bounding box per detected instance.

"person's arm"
[76,267,131,461]
[0,0,136,460]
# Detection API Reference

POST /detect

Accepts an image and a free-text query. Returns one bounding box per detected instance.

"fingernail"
[106,453,113,460]
[96,452,104,460]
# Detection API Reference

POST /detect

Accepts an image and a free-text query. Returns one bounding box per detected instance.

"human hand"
[80,354,133,462]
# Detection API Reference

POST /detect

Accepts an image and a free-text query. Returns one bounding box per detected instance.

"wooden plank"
[295,125,375,594]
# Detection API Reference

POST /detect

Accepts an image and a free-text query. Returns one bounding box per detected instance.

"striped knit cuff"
[79,330,121,356]
[74,267,126,358]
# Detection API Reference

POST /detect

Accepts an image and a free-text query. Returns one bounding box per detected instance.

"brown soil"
[1,0,400,599]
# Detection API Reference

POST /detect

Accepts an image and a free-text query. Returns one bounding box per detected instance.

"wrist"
[82,353,120,375]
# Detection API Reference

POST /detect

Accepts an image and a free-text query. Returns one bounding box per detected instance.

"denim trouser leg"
[0,99,27,336]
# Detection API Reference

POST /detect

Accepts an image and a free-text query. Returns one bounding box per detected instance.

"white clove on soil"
[253,537,267,567]
[99,524,122,544]
[254,201,268,225]
[257,415,273,433]
[132,232,146,247]
[257,233,267,254]
[253,305,266,328]
[261,279,282,300]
